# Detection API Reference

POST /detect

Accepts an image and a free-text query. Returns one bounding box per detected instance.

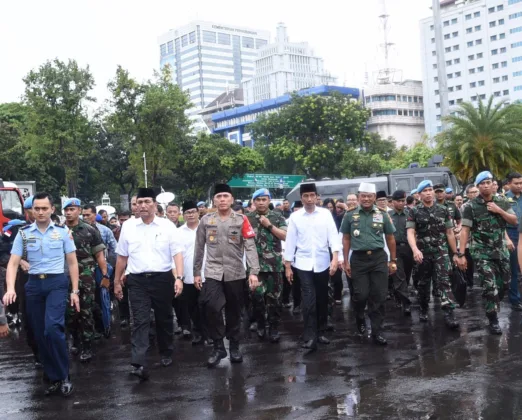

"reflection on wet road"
[1,287,522,419]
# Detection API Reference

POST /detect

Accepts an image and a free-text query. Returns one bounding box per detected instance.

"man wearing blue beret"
[407,180,460,329]
[246,189,288,343]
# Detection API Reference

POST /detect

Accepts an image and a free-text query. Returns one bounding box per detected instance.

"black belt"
[30,273,63,280]
[131,272,165,278]
[352,249,384,255]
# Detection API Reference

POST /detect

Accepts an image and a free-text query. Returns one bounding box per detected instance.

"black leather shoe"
[444,310,460,330]
[207,345,227,368]
[192,334,203,346]
[130,366,149,381]
[356,318,366,335]
[257,325,266,339]
[511,303,522,311]
[44,381,61,396]
[301,339,317,351]
[80,343,92,363]
[487,313,502,335]
[249,322,258,332]
[161,357,172,367]
[204,338,214,346]
[182,329,192,339]
[292,305,301,315]
[403,304,412,316]
[120,318,129,328]
[229,341,243,363]
[60,377,74,397]
[269,327,280,343]
[419,310,429,322]
[174,326,182,334]
[317,335,330,345]
[372,335,388,346]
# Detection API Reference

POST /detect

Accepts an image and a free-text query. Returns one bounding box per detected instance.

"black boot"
[269,326,280,343]
[207,340,227,368]
[44,381,61,396]
[356,317,366,335]
[419,308,429,322]
[487,312,502,335]
[444,309,459,330]
[70,334,80,356]
[229,340,243,363]
[60,377,74,397]
[79,342,93,363]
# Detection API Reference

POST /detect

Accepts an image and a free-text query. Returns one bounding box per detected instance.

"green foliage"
[251,93,370,178]
[437,97,522,182]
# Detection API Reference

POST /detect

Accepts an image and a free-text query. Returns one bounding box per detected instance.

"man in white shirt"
[284,183,340,351]
[178,200,208,346]
[114,188,184,382]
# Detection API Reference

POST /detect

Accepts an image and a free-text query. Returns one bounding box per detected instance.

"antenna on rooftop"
[376,0,401,84]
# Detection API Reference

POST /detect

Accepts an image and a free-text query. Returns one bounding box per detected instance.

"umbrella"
[95,263,114,337]
[451,266,467,308]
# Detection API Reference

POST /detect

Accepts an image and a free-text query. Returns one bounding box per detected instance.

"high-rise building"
[364,80,425,147]
[242,23,336,105]
[158,21,270,131]
[420,0,522,137]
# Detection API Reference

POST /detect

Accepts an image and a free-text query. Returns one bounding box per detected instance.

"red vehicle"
[0,180,26,228]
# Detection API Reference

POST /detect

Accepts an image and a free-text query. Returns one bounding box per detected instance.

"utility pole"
[143,152,148,188]
[433,0,449,130]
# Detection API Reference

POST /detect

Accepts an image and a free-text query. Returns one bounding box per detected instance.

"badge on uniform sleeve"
[241,215,256,239]
[209,235,215,241]
[353,229,360,237]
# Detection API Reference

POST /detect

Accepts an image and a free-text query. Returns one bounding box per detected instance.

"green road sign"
[228,174,306,189]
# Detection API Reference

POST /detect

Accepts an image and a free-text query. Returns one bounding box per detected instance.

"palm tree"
[436,97,522,182]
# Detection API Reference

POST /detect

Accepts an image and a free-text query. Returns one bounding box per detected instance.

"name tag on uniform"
[373,214,383,223]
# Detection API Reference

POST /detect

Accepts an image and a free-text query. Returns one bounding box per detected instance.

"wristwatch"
[267,224,274,231]
[390,258,397,262]
[176,276,184,281]
[102,273,110,279]
[71,289,80,295]
[456,252,464,258]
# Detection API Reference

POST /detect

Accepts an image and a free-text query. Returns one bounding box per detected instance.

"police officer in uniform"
[407,180,460,329]
[341,182,397,345]
[63,198,108,362]
[388,190,413,315]
[3,192,80,396]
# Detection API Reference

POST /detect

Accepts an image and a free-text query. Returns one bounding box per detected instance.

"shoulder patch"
[21,225,32,230]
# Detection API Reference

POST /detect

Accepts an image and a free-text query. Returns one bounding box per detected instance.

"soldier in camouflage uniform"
[406,180,460,329]
[247,189,287,343]
[458,171,517,335]
[63,199,108,362]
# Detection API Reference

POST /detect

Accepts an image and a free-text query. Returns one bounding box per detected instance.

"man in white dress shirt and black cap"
[114,187,184,381]
[284,182,340,351]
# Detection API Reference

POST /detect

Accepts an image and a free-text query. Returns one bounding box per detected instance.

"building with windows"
[364,80,425,147]
[158,21,270,131]
[420,0,522,137]
[242,23,336,105]
[211,85,359,147]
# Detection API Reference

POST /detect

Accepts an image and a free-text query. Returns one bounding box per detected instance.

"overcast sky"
[0,0,433,105]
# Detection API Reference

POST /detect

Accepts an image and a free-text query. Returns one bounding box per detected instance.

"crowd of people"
[1,169,522,398]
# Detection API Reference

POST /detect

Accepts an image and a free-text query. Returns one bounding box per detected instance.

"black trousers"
[392,244,414,305]
[296,268,329,342]
[181,283,203,335]
[200,278,244,342]
[331,269,343,301]
[172,294,187,329]
[127,272,174,367]
[282,267,302,307]
[118,285,130,320]
[351,249,388,335]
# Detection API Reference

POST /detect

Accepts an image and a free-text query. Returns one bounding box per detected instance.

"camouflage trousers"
[414,252,456,311]
[67,269,98,344]
[474,257,510,314]
[252,272,283,327]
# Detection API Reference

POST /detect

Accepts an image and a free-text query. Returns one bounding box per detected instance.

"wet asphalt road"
[1,286,522,420]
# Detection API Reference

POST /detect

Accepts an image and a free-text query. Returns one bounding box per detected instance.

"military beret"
[417,180,433,194]
[96,214,103,222]
[197,201,206,207]
[392,190,406,200]
[63,198,81,209]
[23,196,34,210]
[445,187,453,194]
[433,183,445,192]
[252,188,271,200]
[410,189,418,195]
[376,190,387,199]
[475,171,493,186]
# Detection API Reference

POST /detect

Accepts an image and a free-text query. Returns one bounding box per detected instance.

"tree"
[22,59,96,196]
[251,93,370,178]
[177,133,265,200]
[437,97,522,182]
[390,139,434,170]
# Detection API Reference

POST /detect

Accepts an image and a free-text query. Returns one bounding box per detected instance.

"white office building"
[158,21,270,131]
[420,0,522,137]
[242,23,336,105]
[364,80,426,147]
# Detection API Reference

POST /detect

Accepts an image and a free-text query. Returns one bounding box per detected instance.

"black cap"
[376,190,387,199]
[137,188,156,199]
[213,184,233,196]
[182,200,198,212]
[433,183,445,192]
[392,190,407,200]
[300,183,317,196]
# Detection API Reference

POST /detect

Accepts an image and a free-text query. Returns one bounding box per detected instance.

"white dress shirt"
[116,216,182,274]
[178,223,205,284]
[284,206,341,273]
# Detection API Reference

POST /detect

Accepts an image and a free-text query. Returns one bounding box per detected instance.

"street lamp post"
[143,152,148,188]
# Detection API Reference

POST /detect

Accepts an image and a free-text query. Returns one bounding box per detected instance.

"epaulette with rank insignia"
[21,225,32,230]
[54,224,66,228]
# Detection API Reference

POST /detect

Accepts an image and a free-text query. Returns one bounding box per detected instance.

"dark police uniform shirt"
[340,205,395,251]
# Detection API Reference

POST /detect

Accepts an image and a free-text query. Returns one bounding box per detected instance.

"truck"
[286,166,460,203]
[0,180,26,228]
